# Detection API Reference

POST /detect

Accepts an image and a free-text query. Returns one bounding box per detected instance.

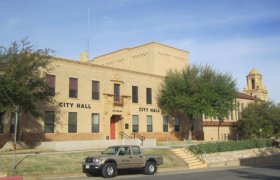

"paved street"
[38,166,280,180]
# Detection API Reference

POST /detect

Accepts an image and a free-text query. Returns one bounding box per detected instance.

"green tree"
[158,65,237,139]
[0,39,53,116]
[237,101,280,139]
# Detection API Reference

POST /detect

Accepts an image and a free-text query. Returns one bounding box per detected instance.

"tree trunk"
[188,114,193,140]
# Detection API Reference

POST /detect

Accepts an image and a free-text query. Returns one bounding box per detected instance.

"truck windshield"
[102,147,120,155]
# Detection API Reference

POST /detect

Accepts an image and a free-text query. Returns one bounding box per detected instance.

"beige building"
[0,42,268,146]
[202,69,268,141]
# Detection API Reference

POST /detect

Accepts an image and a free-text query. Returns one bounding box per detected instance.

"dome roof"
[249,67,260,75]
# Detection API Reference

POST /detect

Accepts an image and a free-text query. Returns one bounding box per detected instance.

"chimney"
[79,52,89,62]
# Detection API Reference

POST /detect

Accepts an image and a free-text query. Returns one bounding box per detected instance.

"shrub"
[188,139,272,154]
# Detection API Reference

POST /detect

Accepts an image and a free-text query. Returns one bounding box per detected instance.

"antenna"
[87,8,90,58]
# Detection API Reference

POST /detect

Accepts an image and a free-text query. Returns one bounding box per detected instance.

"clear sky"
[1,0,280,103]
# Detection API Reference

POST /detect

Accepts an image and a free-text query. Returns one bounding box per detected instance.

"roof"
[90,42,189,61]
[249,67,260,75]
[237,92,258,100]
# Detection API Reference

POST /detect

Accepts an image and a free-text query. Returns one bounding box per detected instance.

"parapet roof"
[90,42,189,61]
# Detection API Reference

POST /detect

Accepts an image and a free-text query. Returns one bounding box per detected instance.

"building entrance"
[110,115,121,139]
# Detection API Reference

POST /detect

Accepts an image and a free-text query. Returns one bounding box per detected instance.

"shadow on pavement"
[86,169,145,178]
[230,166,280,180]
[239,153,280,167]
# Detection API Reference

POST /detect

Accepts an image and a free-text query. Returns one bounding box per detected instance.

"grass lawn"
[0,149,186,177]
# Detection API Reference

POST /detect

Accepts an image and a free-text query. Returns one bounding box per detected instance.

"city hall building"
[0,42,268,146]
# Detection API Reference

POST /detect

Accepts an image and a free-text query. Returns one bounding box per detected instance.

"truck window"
[103,146,120,155]
[124,147,131,155]
[131,146,141,155]
[119,147,131,155]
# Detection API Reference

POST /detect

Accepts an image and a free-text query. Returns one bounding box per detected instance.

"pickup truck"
[82,145,163,178]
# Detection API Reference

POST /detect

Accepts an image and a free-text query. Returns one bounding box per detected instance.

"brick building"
[0,42,268,146]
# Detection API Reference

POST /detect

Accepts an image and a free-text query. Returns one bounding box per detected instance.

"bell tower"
[243,68,268,101]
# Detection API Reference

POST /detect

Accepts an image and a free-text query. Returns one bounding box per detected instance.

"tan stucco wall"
[19,57,177,141]
[203,126,232,141]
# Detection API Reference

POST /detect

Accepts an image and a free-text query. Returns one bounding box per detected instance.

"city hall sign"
[58,102,91,109]
[139,107,160,113]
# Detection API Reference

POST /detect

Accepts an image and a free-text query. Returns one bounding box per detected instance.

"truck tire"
[144,161,157,175]
[102,163,117,178]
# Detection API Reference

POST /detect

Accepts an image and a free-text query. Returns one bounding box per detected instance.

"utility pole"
[12,105,19,170]
[3,90,19,170]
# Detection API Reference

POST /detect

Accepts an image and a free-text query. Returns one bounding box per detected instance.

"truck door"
[131,146,145,167]
[117,146,133,169]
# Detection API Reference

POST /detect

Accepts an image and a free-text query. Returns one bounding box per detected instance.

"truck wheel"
[144,161,157,175]
[102,163,117,178]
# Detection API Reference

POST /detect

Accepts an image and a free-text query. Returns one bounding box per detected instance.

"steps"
[0,172,7,177]
[171,148,208,169]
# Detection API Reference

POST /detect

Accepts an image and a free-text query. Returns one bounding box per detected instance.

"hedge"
[188,138,272,154]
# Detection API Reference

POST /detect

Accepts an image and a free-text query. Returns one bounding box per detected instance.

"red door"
[110,117,116,139]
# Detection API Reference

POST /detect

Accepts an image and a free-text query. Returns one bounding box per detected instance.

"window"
[132,86,138,103]
[92,81,100,100]
[175,117,180,132]
[47,74,55,96]
[114,84,120,102]
[68,112,77,133]
[230,110,234,120]
[44,111,55,133]
[163,116,168,132]
[132,115,139,132]
[119,146,131,155]
[237,104,241,120]
[251,79,255,89]
[146,88,152,104]
[147,115,153,132]
[69,77,78,98]
[92,113,99,133]
[0,112,4,133]
[132,146,141,155]
[10,113,19,134]
[10,113,15,133]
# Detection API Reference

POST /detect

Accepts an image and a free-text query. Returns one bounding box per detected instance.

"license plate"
[86,165,90,169]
